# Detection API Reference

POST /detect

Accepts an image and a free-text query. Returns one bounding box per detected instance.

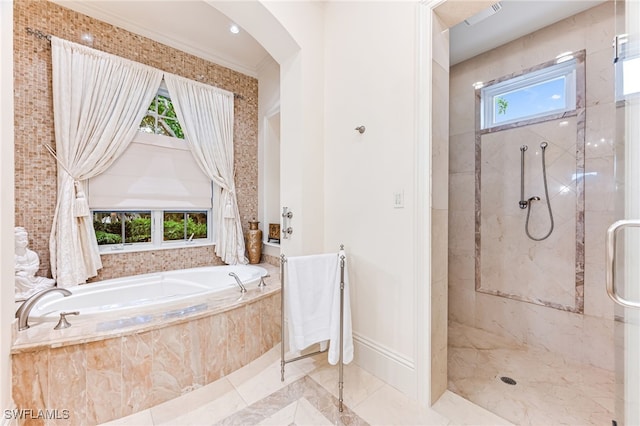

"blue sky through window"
[493,76,566,124]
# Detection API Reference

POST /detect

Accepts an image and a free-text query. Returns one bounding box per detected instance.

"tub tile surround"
[11,265,281,425]
[448,1,617,371]
[13,0,259,282]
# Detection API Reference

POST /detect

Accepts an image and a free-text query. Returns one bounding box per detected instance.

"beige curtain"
[50,37,163,287]
[164,73,247,265]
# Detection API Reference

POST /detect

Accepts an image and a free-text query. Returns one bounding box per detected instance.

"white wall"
[323,1,420,397]
[0,0,15,414]
[257,55,281,257]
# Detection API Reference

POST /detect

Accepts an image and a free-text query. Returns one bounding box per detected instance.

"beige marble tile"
[257,400,298,425]
[200,314,228,384]
[122,332,154,416]
[11,350,49,426]
[449,132,475,174]
[586,48,615,108]
[308,360,385,407]
[48,345,87,426]
[98,409,153,426]
[85,338,123,424]
[448,321,615,426]
[294,397,335,425]
[245,300,263,365]
[228,356,307,406]
[226,306,247,373]
[152,377,245,425]
[447,283,476,326]
[353,384,450,426]
[260,293,281,354]
[151,322,199,405]
[432,390,513,425]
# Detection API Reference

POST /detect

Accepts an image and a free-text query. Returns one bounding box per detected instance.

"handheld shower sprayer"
[521,140,554,241]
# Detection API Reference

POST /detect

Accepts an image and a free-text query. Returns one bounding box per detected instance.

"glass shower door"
[609,1,640,424]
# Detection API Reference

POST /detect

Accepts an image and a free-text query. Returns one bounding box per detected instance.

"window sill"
[99,240,214,255]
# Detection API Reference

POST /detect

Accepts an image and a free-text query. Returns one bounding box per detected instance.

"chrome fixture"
[519,145,529,209]
[523,141,554,241]
[15,287,72,331]
[259,274,270,288]
[606,220,640,309]
[281,207,293,239]
[355,125,366,134]
[229,272,247,293]
[54,311,79,330]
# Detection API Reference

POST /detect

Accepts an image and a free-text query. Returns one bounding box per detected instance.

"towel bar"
[280,244,347,412]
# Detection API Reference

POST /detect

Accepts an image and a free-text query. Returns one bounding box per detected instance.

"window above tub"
[88,88,214,253]
[92,209,212,253]
[479,56,578,130]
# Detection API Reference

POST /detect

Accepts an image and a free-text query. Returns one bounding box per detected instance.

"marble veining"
[219,376,368,426]
[474,52,587,313]
[11,265,281,425]
[448,322,614,426]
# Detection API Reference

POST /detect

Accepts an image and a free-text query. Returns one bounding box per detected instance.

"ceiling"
[449,0,607,65]
[53,1,607,75]
[52,0,271,77]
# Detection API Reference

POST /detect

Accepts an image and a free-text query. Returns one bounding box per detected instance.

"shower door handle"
[605,220,640,309]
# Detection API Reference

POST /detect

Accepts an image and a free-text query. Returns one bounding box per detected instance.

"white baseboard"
[352,332,417,398]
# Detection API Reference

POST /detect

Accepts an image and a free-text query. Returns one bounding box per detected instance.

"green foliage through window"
[496,97,508,115]
[93,211,208,246]
[139,94,184,139]
[163,212,208,241]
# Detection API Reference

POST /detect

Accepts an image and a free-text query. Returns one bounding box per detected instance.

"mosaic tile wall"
[13,0,259,281]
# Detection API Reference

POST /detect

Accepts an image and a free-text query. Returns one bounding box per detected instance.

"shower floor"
[448,321,615,426]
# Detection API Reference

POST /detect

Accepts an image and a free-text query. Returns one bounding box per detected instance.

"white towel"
[328,250,353,365]
[285,250,353,365]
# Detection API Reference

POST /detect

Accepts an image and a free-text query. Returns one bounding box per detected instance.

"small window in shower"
[480,57,577,129]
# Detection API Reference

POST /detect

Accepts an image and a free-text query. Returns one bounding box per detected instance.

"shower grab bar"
[519,145,528,209]
[605,220,640,309]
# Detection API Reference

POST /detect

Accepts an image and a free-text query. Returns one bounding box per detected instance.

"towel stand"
[280,244,347,412]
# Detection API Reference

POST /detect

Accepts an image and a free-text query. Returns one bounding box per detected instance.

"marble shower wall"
[478,114,582,311]
[13,0,259,281]
[448,1,617,371]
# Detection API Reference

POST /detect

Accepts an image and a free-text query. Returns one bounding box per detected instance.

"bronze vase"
[246,220,262,264]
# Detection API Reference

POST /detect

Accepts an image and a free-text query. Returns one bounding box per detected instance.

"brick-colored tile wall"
[13,0,258,281]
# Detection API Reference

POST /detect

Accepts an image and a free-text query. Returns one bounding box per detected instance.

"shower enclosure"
[447,0,640,424]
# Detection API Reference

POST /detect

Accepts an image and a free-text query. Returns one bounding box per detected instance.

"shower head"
[540,141,548,149]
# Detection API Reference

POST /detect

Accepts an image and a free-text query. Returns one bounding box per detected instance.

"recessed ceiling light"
[229,24,240,34]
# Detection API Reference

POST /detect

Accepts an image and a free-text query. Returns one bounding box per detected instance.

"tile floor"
[448,321,616,426]
[102,343,510,425]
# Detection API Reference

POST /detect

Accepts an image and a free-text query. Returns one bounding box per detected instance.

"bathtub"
[12,263,281,425]
[27,264,268,323]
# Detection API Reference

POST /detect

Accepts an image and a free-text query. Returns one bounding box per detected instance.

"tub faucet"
[229,272,247,293]
[15,287,72,331]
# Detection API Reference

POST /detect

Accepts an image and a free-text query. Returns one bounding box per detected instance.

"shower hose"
[525,142,554,241]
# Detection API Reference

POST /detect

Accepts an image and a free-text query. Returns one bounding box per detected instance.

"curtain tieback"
[223,189,235,219]
[73,181,90,218]
[43,144,90,218]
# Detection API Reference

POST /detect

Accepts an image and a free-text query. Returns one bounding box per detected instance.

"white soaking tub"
[26,264,268,324]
